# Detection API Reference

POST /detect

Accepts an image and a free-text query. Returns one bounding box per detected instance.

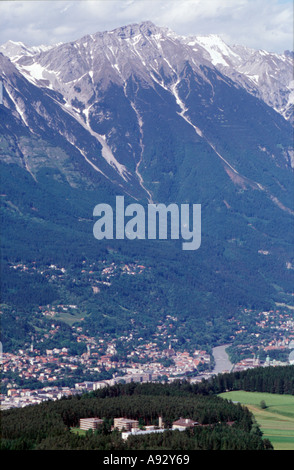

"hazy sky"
[0,0,293,53]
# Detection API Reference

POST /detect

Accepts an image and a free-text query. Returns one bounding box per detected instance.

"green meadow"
[71,427,87,436]
[54,309,86,326]
[219,391,294,450]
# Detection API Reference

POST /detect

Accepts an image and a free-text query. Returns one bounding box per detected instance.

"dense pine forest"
[192,365,294,395]
[2,366,293,451]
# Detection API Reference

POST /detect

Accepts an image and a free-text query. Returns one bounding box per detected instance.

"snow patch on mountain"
[191,34,239,67]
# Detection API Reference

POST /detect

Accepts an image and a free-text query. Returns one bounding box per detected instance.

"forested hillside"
[3,366,292,451]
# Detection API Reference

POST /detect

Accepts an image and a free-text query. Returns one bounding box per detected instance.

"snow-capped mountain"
[184,34,294,124]
[0,40,60,61]
[2,22,293,125]
[0,21,293,204]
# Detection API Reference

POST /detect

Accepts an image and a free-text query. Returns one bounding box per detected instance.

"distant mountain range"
[0,21,293,198]
[0,22,293,349]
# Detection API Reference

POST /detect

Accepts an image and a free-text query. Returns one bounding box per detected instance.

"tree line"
[192,365,294,396]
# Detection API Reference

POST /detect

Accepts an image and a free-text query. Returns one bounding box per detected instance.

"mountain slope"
[183,34,294,124]
[0,22,293,352]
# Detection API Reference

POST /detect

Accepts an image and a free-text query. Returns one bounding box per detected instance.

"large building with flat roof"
[113,417,139,432]
[79,417,103,431]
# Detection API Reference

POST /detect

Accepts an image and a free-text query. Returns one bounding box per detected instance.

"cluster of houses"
[79,416,200,440]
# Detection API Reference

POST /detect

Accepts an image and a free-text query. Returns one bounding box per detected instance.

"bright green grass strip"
[70,427,87,436]
[219,391,294,451]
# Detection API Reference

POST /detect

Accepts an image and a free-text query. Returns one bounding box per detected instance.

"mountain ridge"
[0,22,293,206]
[1,21,293,125]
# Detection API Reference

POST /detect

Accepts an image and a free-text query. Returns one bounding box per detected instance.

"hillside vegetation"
[2,366,293,451]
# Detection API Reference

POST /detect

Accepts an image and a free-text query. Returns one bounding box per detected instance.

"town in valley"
[1,259,294,410]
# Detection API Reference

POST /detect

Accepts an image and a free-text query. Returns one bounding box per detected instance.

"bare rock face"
[2,22,292,123]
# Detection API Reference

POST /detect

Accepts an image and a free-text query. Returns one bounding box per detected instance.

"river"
[192,344,292,384]
[190,344,233,382]
[211,344,233,374]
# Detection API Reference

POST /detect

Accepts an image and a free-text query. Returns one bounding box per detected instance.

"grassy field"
[71,427,87,436]
[219,391,294,450]
[54,309,86,326]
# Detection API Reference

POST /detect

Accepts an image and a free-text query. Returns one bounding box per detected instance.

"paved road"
[211,344,233,374]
